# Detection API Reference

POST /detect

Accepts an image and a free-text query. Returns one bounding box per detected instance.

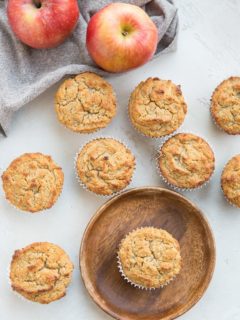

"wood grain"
[80,187,216,320]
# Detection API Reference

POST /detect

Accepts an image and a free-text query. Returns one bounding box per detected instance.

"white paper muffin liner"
[156,132,215,192]
[74,137,136,198]
[117,227,178,290]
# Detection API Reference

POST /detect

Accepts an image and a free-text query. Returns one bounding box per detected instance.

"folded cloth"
[0,0,178,135]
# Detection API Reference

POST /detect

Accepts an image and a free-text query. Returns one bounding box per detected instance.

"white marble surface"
[1,0,240,319]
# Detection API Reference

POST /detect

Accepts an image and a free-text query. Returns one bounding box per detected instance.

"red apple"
[86,3,158,73]
[7,0,79,49]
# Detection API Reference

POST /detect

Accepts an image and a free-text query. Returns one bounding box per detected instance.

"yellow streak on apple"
[22,4,38,22]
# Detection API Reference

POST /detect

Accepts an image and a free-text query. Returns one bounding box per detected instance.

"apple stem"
[122,31,128,37]
[33,0,42,8]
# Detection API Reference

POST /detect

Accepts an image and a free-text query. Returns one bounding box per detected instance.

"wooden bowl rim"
[79,186,216,320]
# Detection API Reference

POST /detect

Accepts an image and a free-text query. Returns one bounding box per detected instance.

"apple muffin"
[2,153,64,213]
[157,133,215,189]
[75,138,135,195]
[10,242,74,304]
[129,78,187,137]
[211,77,240,134]
[118,227,181,289]
[221,155,240,207]
[55,72,116,133]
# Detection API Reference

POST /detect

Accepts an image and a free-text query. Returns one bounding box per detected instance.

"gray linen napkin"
[0,0,178,135]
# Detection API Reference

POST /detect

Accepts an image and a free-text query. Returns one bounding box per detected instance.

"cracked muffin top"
[76,138,135,195]
[10,242,73,304]
[158,133,215,189]
[128,77,187,137]
[118,227,181,289]
[221,155,240,207]
[2,153,64,213]
[55,72,117,133]
[211,77,240,134]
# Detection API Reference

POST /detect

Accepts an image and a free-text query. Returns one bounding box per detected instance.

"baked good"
[211,76,240,134]
[128,77,187,137]
[118,227,181,289]
[221,155,240,207]
[158,133,215,189]
[55,72,116,133]
[75,138,135,195]
[2,153,64,213]
[10,242,74,304]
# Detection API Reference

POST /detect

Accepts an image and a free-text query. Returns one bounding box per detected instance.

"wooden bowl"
[80,187,216,320]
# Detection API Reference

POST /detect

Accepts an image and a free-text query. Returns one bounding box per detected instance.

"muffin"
[221,155,240,207]
[211,77,240,134]
[128,78,187,138]
[10,242,74,304]
[2,153,64,213]
[158,133,215,189]
[75,138,135,195]
[55,72,116,133]
[118,227,181,289]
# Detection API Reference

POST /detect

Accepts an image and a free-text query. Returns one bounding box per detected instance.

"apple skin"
[7,0,79,49]
[86,3,158,73]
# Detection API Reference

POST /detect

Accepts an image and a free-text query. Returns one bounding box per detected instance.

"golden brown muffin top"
[10,242,74,304]
[158,133,215,189]
[211,77,240,134]
[128,77,187,137]
[55,72,116,133]
[221,155,240,207]
[118,227,181,288]
[76,138,135,195]
[2,153,64,213]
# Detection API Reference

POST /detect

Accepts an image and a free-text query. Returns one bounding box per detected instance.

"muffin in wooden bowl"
[117,227,181,289]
